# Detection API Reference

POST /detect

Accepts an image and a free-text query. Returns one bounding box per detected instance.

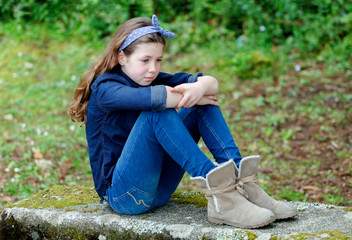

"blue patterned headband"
[119,15,175,51]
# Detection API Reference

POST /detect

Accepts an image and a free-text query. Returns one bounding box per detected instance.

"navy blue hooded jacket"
[85,66,202,200]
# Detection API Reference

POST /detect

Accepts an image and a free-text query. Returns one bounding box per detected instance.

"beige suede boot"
[238,155,297,219]
[191,160,275,229]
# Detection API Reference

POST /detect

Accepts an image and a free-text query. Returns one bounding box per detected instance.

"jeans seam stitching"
[158,125,188,162]
[127,191,151,208]
[200,110,233,160]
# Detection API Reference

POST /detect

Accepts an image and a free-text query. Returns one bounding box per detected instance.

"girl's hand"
[171,82,205,108]
[197,95,220,107]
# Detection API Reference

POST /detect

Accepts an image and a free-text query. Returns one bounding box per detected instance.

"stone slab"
[1,200,351,239]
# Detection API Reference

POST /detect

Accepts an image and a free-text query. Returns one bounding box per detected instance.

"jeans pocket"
[108,186,153,215]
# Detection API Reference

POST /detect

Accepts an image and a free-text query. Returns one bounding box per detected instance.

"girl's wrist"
[165,86,182,108]
[193,81,205,96]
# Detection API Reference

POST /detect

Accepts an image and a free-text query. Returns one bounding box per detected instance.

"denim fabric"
[179,105,242,165]
[86,66,203,200]
[104,105,242,215]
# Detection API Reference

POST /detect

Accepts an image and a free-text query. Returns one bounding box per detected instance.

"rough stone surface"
[1,200,351,239]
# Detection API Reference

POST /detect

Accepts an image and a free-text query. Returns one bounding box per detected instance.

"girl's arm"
[166,85,219,108]
[165,86,183,108]
[170,75,219,108]
[197,75,219,95]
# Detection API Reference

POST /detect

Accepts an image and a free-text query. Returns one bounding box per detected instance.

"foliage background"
[1,0,351,209]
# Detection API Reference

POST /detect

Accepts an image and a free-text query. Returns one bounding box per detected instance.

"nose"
[148,62,157,73]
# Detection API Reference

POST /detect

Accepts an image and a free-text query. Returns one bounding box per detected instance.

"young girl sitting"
[69,14,296,229]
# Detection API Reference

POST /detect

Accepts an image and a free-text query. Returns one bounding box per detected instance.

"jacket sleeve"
[93,81,167,112]
[154,72,203,86]
[92,72,203,113]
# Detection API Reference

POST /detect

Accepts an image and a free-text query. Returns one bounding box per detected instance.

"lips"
[144,77,154,81]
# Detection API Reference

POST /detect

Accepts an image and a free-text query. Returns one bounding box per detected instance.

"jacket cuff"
[151,85,167,111]
[187,72,203,83]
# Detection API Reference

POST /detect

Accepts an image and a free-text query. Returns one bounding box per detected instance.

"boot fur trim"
[238,155,260,178]
[191,160,235,213]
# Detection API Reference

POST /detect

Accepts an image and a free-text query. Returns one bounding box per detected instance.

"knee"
[140,109,178,122]
[141,108,177,116]
[198,105,221,116]
[157,108,178,116]
[198,105,219,111]
[138,109,184,129]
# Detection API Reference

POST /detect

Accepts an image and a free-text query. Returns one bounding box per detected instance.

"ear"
[118,51,126,66]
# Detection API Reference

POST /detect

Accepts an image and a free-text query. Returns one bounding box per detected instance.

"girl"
[69,15,296,229]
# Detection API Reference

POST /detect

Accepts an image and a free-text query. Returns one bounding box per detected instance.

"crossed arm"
[165,75,220,108]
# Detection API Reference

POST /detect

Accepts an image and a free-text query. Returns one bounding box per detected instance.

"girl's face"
[119,42,164,86]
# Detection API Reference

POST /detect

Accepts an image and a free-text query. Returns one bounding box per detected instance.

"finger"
[197,97,220,107]
[177,92,196,108]
[170,85,185,94]
[179,99,196,109]
[211,101,220,106]
[177,97,188,108]
[206,95,218,101]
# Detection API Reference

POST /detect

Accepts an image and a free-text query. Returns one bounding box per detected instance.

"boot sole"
[208,215,276,229]
[275,211,298,220]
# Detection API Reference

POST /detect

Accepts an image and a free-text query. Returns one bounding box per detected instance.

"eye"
[141,59,149,63]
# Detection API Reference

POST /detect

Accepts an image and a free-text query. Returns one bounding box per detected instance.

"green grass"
[0,24,102,208]
[1,22,351,210]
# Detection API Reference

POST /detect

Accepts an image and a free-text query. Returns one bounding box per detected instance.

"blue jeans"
[104,105,242,215]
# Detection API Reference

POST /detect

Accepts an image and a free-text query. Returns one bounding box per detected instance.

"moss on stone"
[270,230,350,240]
[236,230,258,240]
[270,235,278,240]
[289,230,350,240]
[170,191,207,208]
[0,212,31,240]
[201,236,212,240]
[343,207,352,212]
[81,208,100,213]
[35,220,101,240]
[47,225,96,240]
[10,185,100,209]
[246,231,259,240]
[65,207,75,212]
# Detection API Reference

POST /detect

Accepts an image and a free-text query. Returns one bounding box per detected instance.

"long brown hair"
[68,17,166,123]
